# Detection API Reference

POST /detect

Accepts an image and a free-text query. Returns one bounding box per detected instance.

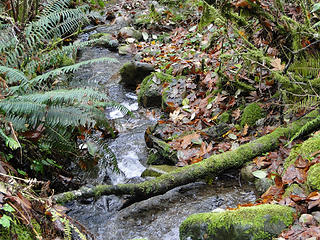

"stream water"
[66,27,257,240]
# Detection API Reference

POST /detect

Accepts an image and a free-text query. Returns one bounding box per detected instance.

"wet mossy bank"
[179,204,295,240]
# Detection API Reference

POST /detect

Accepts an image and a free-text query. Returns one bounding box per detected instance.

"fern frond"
[20,88,109,105]
[44,125,75,150]
[46,106,96,128]
[285,95,320,115]
[40,0,72,16]
[0,66,28,85]
[289,55,320,78]
[16,57,118,92]
[288,112,320,143]
[24,40,98,73]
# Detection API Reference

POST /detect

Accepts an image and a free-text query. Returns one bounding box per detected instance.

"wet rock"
[283,183,306,198]
[312,211,320,224]
[141,165,178,177]
[145,135,178,165]
[299,214,314,225]
[202,123,229,140]
[138,72,173,107]
[240,163,256,183]
[119,27,142,41]
[307,163,320,191]
[89,33,119,49]
[118,44,133,55]
[180,204,295,240]
[255,177,273,195]
[119,61,154,89]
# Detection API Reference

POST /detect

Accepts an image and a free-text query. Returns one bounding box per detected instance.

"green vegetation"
[240,103,265,127]
[307,163,320,191]
[180,204,295,240]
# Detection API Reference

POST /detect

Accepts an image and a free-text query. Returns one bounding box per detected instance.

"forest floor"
[107,0,320,239]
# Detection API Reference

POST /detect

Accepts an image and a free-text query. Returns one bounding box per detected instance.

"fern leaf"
[0,66,28,85]
[16,57,118,92]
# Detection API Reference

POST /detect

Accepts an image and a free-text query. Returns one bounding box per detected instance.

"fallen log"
[53,110,320,204]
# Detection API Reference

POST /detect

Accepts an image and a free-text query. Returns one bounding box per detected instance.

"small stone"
[119,27,142,41]
[118,45,132,55]
[255,177,273,195]
[311,211,320,224]
[211,208,225,213]
[240,163,255,183]
[299,214,314,225]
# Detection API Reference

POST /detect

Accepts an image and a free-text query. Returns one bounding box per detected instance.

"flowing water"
[66,27,257,240]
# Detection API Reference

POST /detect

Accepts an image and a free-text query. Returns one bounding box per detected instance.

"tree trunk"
[53,110,320,204]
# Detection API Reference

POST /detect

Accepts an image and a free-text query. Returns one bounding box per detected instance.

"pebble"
[299,214,314,225]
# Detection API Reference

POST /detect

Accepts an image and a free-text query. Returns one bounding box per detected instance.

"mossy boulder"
[179,204,295,240]
[283,133,320,170]
[141,165,178,177]
[119,27,142,41]
[240,103,265,127]
[307,163,320,191]
[283,183,306,198]
[119,61,155,89]
[118,44,133,55]
[138,72,173,107]
[89,33,119,49]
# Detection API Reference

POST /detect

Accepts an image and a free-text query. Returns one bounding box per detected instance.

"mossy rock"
[89,33,119,49]
[119,61,155,89]
[179,204,295,240]
[119,27,142,40]
[283,133,320,170]
[141,165,178,177]
[307,163,320,191]
[138,72,173,107]
[283,183,306,198]
[240,103,265,127]
[89,33,111,40]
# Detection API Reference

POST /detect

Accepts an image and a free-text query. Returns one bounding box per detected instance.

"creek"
[65,26,257,240]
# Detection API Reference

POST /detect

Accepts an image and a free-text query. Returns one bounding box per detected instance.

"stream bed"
[66,27,257,240]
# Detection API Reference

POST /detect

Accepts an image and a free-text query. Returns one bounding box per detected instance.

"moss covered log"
[53,110,320,204]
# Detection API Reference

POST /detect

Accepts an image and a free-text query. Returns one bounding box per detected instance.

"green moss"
[283,183,306,198]
[218,111,230,123]
[0,221,35,240]
[138,72,173,103]
[141,165,178,177]
[307,163,320,190]
[89,33,111,40]
[58,54,75,67]
[235,80,255,92]
[240,103,265,127]
[180,204,295,240]
[284,133,320,170]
